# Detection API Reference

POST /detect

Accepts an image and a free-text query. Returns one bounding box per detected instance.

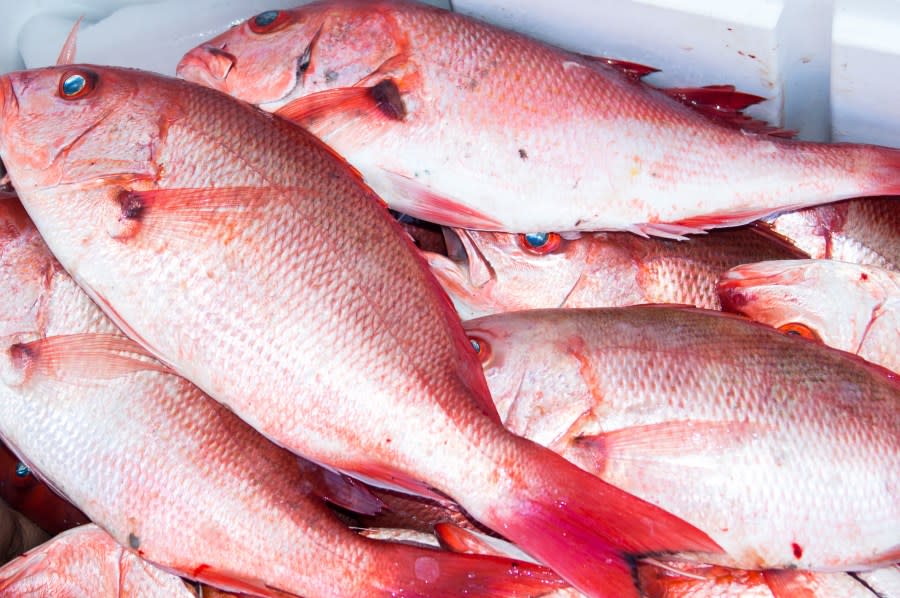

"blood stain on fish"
[792,542,803,559]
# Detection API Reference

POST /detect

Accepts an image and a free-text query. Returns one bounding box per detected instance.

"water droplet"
[414,556,440,583]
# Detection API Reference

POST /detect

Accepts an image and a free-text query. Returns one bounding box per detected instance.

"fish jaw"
[175,44,236,91]
[0,75,17,132]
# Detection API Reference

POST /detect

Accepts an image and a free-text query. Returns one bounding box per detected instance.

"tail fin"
[377,542,567,597]
[484,441,722,598]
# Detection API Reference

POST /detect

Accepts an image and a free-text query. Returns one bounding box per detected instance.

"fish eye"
[14,461,30,477]
[468,336,491,363]
[249,9,290,33]
[518,232,562,255]
[777,322,821,342]
[58,69,97,100]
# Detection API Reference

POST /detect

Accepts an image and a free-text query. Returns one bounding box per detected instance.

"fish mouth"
[176,45,236,90]
[717,262,804,313]
[718,261,807,289]
[0,76,18,161]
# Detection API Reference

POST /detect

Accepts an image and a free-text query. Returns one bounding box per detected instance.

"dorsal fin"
[56,17,84,66]
[662,84,796,137]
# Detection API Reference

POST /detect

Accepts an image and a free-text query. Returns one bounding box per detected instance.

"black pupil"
[469,339,481,353]
[254,10,279,27]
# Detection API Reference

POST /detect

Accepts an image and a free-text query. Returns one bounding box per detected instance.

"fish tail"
[484,440,722,598]
[375,543,567,597]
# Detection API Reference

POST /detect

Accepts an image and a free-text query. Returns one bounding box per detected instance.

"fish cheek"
[311,14,403,90]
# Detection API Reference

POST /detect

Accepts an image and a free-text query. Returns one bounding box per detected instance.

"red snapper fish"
[177,0,900,236]
[0,65,719,597]
[0,525,197,597]
[719,259,899,373]
[0,197,564,597]
[463,306,900,571]
[425,225,806,319]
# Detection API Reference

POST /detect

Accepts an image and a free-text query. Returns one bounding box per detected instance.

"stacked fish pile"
[0,1,897,596]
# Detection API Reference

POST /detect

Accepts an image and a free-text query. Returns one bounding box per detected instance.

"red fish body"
[463,306,900,571]
[0,66,720,597]
[178,0,900,235]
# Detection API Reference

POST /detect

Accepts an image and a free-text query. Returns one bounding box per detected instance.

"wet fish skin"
[719,259,900,373]
[0,198,566,597]
[177,0,900,235]
[463,306,900,571]
[426,225,807,320]
[0,65,720,597]
[767,197,900,271]
[0,524,198,597]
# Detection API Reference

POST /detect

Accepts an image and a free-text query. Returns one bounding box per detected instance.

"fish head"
[177,2,406,111]
[0,66,158,194]
[463,311,597,445]
[425,228,589,319]
[718,259,888,354]
[462,313,525,423]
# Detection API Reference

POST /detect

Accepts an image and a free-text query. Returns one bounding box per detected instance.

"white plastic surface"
[0,0,897,147]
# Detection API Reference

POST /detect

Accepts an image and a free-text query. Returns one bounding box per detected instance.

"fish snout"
[176,45,236,88]
[0,75,16,119]
[717,268,758,313]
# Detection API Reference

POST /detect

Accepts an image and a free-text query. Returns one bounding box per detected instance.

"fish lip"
[0,75,18,120]
[176,45,236,88]
[0,76,18,161]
